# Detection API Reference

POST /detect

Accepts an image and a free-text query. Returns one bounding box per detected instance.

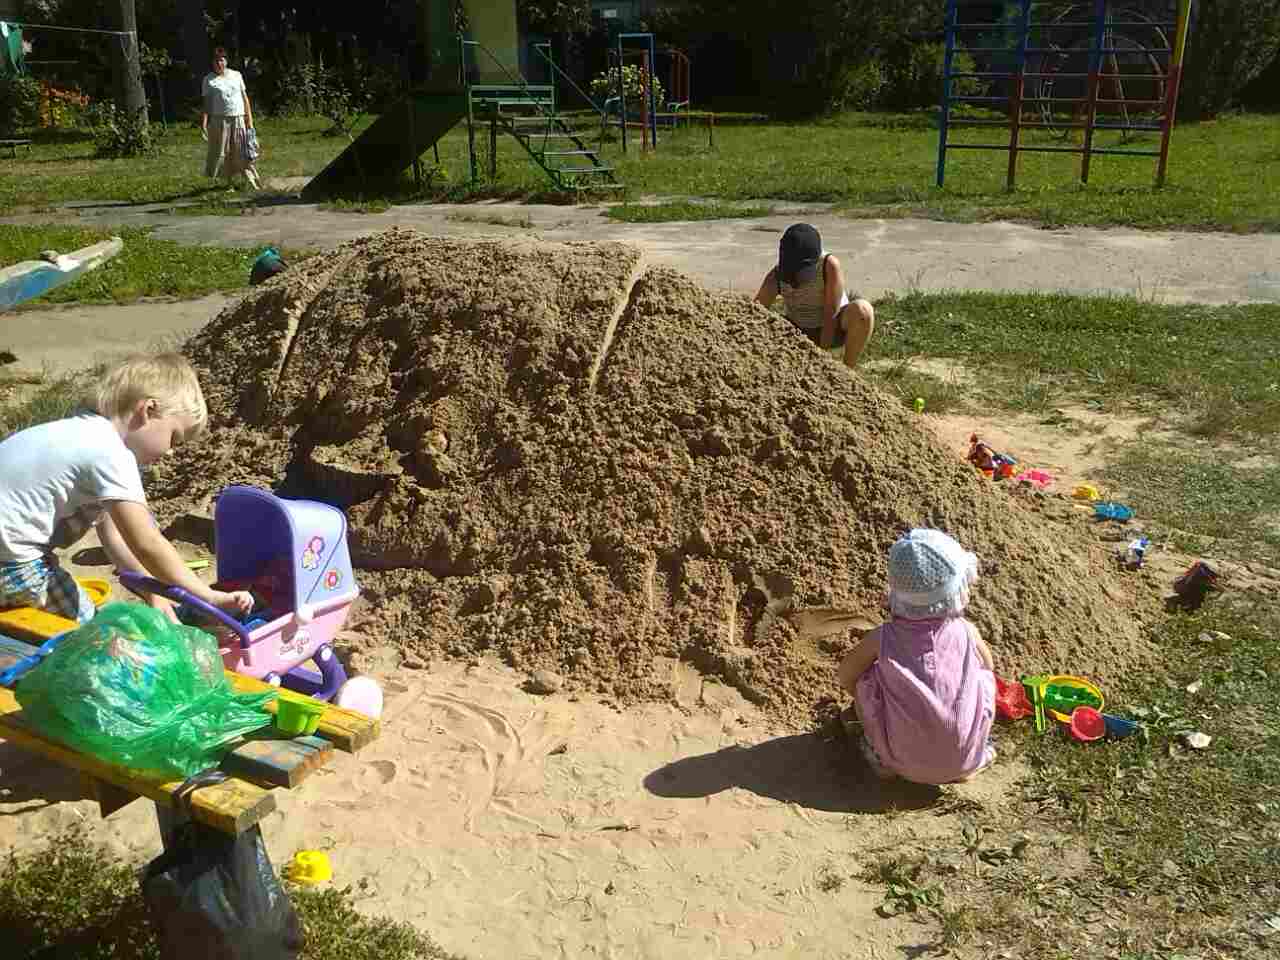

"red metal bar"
[1080,0,1106,184]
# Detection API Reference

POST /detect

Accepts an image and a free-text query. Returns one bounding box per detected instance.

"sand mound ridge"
[149,228,1156,725]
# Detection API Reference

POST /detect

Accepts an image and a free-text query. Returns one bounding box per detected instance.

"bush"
[262,60,368,135]
[879,42,984,111]
[834,60,886,112]
[265,61,326,118]
[0,75,40,134]
[1179,0,1280,117]
[590,64,666,110]
[88,101,158,157]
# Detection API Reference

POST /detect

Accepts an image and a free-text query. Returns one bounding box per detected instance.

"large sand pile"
[149,228,1157,725]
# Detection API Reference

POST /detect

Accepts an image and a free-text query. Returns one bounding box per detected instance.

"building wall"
[462,0,519,80]
[0,2,21,22]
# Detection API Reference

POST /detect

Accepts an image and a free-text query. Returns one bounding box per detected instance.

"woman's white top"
[203,69,247,118]
[778,252,849,330]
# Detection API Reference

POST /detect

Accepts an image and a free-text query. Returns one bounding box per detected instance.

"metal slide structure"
[303,1,616,198]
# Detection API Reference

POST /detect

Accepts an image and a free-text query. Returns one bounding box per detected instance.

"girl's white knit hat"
[886,528,979,620]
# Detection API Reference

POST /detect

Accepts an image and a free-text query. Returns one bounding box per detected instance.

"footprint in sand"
[357,759,398,791]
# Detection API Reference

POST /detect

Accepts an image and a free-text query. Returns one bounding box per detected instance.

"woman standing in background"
[200,47,260,190]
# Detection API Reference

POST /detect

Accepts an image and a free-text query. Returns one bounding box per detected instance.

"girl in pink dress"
[837,529,997,784]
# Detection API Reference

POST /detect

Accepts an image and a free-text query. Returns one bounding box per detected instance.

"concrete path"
[5,198,1279,374]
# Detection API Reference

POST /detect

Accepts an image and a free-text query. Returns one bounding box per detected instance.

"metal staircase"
[463,47,621,193]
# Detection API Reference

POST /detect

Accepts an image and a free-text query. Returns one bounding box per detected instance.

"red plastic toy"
[996,676,1033,720]
[1069,706,1106,742]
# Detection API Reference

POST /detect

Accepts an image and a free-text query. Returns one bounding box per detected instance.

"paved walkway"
[4,198,1279,374]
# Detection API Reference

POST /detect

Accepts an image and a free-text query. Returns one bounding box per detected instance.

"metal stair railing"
[531,42,608,144]
[461,38,619,192]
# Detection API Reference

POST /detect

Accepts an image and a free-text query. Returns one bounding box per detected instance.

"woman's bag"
[243,127,261,163]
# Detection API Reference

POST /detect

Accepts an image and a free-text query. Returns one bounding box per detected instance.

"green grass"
[1005,600,1280,955]
[861,360,971,416]
[0,117,371,210]
[868,291,1280,436]
[604,200,773,222]
[1101,445,1280,559]
[0,225,265,304]
[0,369,95,437]
[0,829,459,959]
[4,112,1278,231]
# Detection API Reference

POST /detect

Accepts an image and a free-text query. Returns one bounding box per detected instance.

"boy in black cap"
[753,223,875,367]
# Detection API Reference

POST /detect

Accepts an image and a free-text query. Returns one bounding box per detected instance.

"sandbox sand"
[147,228,1158,726]
[0,229,1180,959]
[1,651,1028,959]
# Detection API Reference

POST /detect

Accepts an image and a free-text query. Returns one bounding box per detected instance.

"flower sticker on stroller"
[323,569,342,591]
[301,536,325,570]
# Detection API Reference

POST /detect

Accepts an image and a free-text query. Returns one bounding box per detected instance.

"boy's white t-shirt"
[0,413,146,563]
[202,69,246,118]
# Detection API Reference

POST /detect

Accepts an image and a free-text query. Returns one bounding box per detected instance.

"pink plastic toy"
[1018,468,1054,489]
[121,485,360,701]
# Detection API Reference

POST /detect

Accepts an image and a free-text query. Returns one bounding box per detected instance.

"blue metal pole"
[935,0,958,186]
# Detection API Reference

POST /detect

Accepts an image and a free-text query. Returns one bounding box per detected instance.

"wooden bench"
[0,606,379,836]
[1,139,32,158]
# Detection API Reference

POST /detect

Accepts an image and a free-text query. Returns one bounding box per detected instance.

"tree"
[180,0,209,96]
[1178,0,1280,118]
[517,0,590,34]
[110,0,149,124]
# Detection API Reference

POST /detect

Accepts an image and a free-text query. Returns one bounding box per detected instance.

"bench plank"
[221,733,334,788]
[0,683,275,835]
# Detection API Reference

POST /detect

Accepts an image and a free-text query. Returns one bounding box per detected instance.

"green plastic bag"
[16,603,276,781]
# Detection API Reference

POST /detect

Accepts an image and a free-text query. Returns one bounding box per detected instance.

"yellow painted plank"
[0,606,78,642]
[0,684,274,835]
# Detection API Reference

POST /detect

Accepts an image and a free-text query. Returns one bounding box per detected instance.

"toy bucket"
[285,851,332,885]
[275,697,326,736]
[76,578,111,608]
[1042,675,1104,724]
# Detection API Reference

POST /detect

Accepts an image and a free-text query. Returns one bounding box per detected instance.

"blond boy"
[0,354,251,623]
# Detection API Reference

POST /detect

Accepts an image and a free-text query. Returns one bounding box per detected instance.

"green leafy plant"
[590,65,666,110]
[88,101,158,157]
[138,42,173,79]
[834,60,886,111]
[0,828,459,960]
[0,75,41,135]
[879,42,985,111]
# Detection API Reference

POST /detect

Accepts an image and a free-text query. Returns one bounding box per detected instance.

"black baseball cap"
[779,223,822,286]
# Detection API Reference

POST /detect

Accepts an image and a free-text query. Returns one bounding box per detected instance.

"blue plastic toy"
[1094,502,1134,522]
[1103,714,1140,738]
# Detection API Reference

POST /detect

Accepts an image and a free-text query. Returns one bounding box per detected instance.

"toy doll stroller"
[121,485,361,703]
